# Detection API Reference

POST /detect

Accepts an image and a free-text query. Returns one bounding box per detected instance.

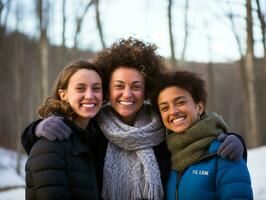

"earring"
[197,113,201,120]
[105,100,111,106]
[143,99,150,105]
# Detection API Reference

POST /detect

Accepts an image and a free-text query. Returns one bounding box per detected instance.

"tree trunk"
[167,0,177,69]
[61,0,66,48]
[0,0,11,29]
[73,0,93,49]
[226,3,249,136]
[94,0,105,49]
[245,0,259,147]
[255,0,266,81]
[14,11,23,175]
[0,1,3,21]
[205,24,215,112]
[37,0,49,100]
[180,0,189,68]
[255,0,266,57]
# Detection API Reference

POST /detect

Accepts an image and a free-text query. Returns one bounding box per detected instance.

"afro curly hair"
[150,70,208,116]
[94,37,166,99]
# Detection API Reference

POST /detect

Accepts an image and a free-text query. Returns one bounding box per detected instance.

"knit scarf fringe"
[102,181,164,200]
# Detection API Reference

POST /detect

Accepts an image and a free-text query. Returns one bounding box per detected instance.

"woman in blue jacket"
[151,70,253,200]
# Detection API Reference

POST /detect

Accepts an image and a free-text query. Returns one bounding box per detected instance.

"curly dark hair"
[93,37,166,99]
[38,60,103,118]
[151,70,208,116]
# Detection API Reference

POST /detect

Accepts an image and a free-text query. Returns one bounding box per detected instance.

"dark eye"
[93,86,102,92]
[76,87,85,91]
[177,100,186,105]
[131,85,142,90]
[160,106,168,112]
[114,84,123,89]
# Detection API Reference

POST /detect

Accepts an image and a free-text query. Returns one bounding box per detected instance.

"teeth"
[172,117,185,125]
[119,101,133,105]
[82,104,95,108]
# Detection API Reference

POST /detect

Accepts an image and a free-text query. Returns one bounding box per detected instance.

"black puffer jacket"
[25,119,107,200]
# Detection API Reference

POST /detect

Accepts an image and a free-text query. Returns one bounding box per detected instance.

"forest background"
[0,0,265,176]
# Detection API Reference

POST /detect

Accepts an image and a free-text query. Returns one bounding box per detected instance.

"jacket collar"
[72,134,90,155]
[62,117,92,156]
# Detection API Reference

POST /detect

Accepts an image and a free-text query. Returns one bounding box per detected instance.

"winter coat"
[22,118,171,199]
[166,140,253,200]
[22,119,246,199]
[25,118,106,200]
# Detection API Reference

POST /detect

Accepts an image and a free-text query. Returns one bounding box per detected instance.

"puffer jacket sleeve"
[26,138,71,200]
[21,119,43,155]
[216,157,253,199]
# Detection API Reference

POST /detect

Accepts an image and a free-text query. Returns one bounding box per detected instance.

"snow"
[0,146,265,199]
[247,146,266,200]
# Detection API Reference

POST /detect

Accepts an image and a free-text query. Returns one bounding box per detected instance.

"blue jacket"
[166,140,253,200]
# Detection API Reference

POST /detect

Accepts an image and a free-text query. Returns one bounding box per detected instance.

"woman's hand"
[217,133,244,161]
[35,115,71,141]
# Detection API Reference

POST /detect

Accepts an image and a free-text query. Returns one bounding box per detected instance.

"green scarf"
[166,112,229,173]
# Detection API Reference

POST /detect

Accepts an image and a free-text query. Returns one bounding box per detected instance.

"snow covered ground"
[0,146,265,199]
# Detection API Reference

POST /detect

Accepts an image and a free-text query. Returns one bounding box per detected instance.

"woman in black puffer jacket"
[25,118,107,200]
[25,60,106,200]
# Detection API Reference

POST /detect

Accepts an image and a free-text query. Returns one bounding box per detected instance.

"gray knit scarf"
[166,112,229,173]
[97,105,165,200]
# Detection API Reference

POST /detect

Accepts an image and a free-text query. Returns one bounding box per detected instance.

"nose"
[122,87,132,98]
[169,105,179,115]
[85,89,94,99]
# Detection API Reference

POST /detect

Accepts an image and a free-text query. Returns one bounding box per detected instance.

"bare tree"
[14,1,23,175]
[37,0,49,100]
[180,0,189,67]
[61,0,66,47]
[245,0,260,147]
[0,0,11,28]
[0,1,3,20]
[204,20,215,112]
[94,0,105,49]
[255,0,266,58]
[15,54,23,175]
[226,2,250,135]
[167,0,177,69]
[73,0,93,49]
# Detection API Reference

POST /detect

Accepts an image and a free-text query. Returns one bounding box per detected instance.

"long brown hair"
[38,60,103,118]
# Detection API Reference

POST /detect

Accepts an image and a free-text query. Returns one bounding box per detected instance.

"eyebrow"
[75,82,102,86]
[158,96,186,106]
[114,80,143,84]
[92,83,102,86]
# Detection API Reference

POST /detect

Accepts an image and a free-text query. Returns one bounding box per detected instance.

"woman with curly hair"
[22,38,246,200]
[93,38,169,200]
[151,70,253,199]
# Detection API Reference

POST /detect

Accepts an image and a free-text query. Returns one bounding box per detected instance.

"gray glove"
[35,115,71,141]
[217,133,244,161]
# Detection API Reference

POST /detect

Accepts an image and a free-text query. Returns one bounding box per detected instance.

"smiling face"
[109,67,145,125]
[59,69,103,128]
[157,86,204,134]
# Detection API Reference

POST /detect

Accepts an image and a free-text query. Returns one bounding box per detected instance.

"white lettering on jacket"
[192,170,209,176]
